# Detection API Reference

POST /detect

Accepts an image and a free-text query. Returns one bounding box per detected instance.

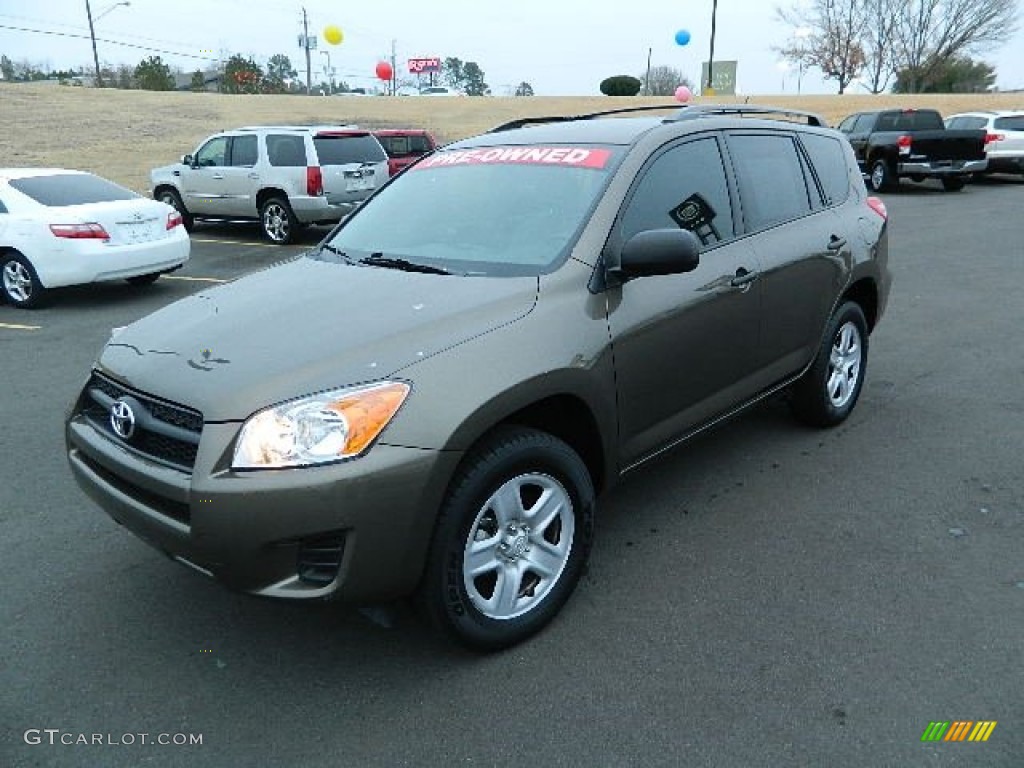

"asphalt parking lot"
[2,179,1022,767]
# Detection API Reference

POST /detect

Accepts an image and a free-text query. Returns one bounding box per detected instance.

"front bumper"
[66,412,461,601]
[897,159,988,177]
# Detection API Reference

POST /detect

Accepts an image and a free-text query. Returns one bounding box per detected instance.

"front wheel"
[155,188,193,231]
[941,177,966,192]
[790,302,869,428]
[259,197,298,245]
[418,427,595,651]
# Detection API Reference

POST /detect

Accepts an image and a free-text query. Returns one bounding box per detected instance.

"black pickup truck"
[837,108,987,192]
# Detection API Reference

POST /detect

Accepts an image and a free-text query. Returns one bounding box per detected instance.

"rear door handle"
[248,173,260,179]
[211,174,224,180]
[729,268,759,288]
[827,235,848,251]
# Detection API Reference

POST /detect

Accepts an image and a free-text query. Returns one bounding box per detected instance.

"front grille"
[81,371,203,472]
[296,534,346,586]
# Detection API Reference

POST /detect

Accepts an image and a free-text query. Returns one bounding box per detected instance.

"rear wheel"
[1,251,45,308]
[259,197,298,245]
[418,426,595,651]
[155,188,193,231]
[869,159,894,192]
[790,302,869,428]
[941,177,966,192]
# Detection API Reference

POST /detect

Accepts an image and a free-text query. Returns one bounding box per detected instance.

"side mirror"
[181,154,194,167]
[618,229,700,278]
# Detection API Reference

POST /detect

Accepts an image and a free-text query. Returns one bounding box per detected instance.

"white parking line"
[164,275,228,283]
[192,237,303,249]
[0,322,41,330]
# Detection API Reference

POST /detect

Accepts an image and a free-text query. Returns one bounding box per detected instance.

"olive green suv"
[66,105,891,650]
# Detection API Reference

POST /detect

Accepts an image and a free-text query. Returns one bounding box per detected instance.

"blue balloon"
[675,29,691,46]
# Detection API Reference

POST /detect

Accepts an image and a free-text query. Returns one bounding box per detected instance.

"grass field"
[2,83,1022,194]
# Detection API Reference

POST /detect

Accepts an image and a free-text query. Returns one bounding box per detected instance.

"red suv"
[372,129,438,176]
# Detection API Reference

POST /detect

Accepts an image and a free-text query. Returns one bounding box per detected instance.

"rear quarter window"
[266,134,309,167]
[313,135,387,165]
[8,174,138,206]
[0,196,7,214]
[800,133,852,207]
[994,116,1024,131]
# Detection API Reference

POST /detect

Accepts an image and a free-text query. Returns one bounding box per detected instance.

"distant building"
[174,69,222,92]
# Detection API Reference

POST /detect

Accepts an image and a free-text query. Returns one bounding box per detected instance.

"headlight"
[232,381,410,469]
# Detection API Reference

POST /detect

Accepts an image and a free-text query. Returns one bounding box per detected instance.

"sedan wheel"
[419,426,595,650]
[1,252,45,308]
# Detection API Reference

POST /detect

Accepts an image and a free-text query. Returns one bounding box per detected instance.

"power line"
[0,23,218,61]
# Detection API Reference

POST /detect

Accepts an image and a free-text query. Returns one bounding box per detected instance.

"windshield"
[316,144,622,276]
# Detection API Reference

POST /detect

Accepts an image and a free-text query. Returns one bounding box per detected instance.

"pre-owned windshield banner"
[414,146,612,170]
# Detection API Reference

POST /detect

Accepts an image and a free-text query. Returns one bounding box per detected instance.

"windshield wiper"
[317,242,355,262]
[358,254,451,275]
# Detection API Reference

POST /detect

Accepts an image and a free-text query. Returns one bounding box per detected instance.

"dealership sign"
[408,57,441,74]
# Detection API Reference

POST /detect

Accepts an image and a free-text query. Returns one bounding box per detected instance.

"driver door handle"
[827,235,847,251]
[211,174,224,180]
[730,267,759,288]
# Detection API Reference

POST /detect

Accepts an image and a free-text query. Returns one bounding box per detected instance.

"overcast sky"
[1,0,1022,95]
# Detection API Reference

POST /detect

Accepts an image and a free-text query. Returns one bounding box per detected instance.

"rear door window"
[266,134,309,167]
[230,135,258,166]
[9,174,139,206]
[313,135,387,165]
[800,133,852,207]
[727,134,813,231]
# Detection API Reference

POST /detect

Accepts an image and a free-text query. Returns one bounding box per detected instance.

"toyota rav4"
[67,105,891,650]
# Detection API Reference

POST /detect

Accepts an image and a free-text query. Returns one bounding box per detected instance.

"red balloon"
[375,61,393,81]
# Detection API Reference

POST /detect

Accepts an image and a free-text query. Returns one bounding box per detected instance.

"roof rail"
[671,105,828,126]
[489,104,678,133]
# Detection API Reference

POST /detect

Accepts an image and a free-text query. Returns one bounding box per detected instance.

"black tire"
[868,158,894,192]
[155,187,193,231]
[125,272,161,286]
[259,196,298,245]
[418,426,595,651]
[790,301,869,428]
[0,250,46,308]
[941,177,966,192]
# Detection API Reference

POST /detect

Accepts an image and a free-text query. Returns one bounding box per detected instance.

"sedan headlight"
[232,381,410,469]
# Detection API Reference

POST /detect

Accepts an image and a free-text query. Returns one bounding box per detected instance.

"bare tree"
[861,0,907,93]
[777,0,869,94]
[642,65,692,96]
[893,0,1018,93]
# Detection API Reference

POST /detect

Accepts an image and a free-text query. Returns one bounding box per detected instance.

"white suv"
[151,126,390,244]
[945,110,1024,177]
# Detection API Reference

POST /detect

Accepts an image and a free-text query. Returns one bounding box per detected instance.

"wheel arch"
[841,278,879,332]
[256,187,290,210]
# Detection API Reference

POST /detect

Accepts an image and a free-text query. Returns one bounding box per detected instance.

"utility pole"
[644,47,652,96]
[302,6,311,95]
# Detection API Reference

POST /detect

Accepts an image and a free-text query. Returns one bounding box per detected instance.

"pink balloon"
[675,85,693,103]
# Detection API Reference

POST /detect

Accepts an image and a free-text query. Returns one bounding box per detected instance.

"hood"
[97,256,537,421]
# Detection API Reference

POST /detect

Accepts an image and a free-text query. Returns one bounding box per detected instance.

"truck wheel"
[941,177,965,192]
[259,197,298,244]
[156,188,193,231]
[1,251,46,308]
[869,159,894,192]
[790,301,869,428]
[418,426,595,651]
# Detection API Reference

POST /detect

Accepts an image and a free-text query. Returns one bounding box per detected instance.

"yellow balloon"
[324,25,343,46]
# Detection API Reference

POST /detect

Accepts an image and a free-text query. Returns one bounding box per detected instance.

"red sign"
[408,57,441,74]
[414,146,613,170]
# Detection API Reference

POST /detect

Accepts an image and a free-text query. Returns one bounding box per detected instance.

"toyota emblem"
[110,399,136,439]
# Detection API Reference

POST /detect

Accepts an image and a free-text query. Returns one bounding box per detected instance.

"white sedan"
[0,168,190,308]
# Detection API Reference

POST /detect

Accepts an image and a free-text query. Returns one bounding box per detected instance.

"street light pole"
[706,0,718,95]
[84,1,130,87]
[85,0,102,87]
[321,51,333,93]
